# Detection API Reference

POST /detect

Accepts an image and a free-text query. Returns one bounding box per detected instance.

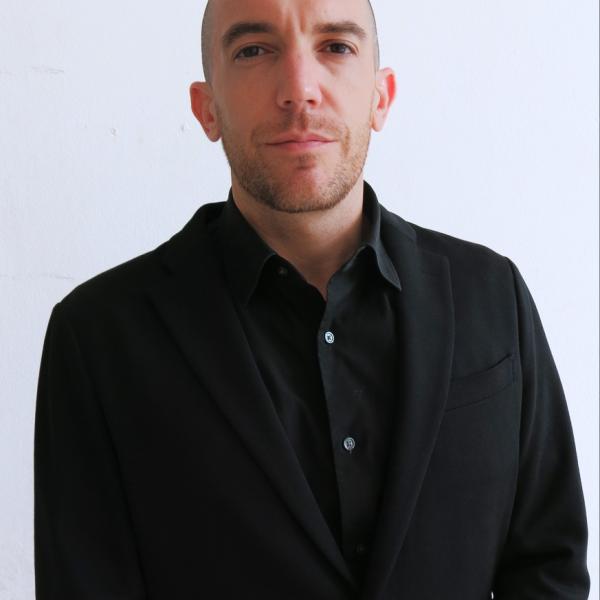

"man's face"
[194,0,392,214]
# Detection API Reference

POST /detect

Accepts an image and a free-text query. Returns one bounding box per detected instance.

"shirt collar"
[215,180,402,307]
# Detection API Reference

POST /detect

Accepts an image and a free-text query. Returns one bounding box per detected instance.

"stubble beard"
[217,105,372,214]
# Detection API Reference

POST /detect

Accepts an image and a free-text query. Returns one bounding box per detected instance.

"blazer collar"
[148,183,454,600]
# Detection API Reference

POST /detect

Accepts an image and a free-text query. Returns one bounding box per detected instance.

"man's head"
[190,0,396,214]
[201,0,381,85]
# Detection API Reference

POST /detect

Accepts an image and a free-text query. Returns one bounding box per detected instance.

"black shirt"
[215,181,402,587]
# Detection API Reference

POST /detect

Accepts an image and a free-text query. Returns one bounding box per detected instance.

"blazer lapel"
[360,205,455,600]
[145,203,357,589]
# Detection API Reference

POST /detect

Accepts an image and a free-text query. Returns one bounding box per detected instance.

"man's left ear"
[371,68,397,132]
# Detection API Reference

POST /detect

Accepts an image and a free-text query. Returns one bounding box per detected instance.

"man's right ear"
[189,82,221,142]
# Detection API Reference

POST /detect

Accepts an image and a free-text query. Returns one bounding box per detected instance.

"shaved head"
[201,0,217,82]
[200,0,380,83]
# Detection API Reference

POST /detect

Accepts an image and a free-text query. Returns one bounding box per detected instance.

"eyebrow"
[221,20,368,51]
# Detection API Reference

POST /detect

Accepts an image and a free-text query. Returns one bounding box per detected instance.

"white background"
[0,0,597,597]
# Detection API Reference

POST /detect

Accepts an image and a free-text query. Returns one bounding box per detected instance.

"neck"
[230,177,365,298]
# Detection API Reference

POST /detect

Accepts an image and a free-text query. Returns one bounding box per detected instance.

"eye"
[324,43,355,55]
[234,46,268,60]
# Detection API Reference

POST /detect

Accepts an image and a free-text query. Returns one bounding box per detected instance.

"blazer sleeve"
[492,258,590,599]
[34,302,147,599]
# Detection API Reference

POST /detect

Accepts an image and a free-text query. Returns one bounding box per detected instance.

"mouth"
[266,140,336,152]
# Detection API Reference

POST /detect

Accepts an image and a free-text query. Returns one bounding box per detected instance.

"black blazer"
[34,195,590,599]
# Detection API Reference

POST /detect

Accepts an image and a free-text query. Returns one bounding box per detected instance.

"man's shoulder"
[399,218,520,321]
[380,206,519,309]
[410,220,509,269]
[56,201,225,319]
[56,240,170,321]
[382,204,511,273]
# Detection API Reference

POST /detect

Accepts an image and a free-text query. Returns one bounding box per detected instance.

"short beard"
[217,105,372,214]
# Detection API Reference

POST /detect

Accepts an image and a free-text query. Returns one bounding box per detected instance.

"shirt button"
[277,265,288,276]
[355,543,367,556]
[324,331,335,344]
[343,436,356,452]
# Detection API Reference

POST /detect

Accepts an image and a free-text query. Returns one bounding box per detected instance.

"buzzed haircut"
[201,0,381,83]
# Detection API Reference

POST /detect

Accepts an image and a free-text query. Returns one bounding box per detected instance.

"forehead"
[212,0,372,35]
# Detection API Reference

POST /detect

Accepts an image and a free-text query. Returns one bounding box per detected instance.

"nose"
[276,49,323,112]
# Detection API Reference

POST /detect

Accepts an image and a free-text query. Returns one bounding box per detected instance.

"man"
[34,0,590,598]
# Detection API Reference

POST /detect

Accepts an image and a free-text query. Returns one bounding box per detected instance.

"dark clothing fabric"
[215,186,402,585]
[33,180,590,599]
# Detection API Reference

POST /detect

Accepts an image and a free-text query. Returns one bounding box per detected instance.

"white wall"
[1,0,597,597]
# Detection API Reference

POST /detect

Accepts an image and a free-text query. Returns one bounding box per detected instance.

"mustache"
[253,112,346,142]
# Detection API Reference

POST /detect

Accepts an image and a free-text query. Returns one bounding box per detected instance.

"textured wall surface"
[1,0,597,598]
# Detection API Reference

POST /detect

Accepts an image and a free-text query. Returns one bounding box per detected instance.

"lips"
[267,131,334,144]
[267,140,335,153]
